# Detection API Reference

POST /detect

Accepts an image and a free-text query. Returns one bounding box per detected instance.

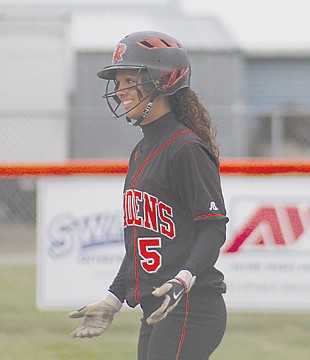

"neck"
[140,112,179,150]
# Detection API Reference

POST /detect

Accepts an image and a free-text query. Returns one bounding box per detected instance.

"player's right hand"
[69,292,122,338]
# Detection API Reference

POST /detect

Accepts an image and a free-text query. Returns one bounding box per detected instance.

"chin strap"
[126,90,159,126]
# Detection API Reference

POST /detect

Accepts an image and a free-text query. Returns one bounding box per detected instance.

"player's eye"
[114,76,137,92]
[126,78,136,86]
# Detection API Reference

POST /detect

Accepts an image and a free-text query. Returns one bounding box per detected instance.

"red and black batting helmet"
[97,31,191,125]
[97,30,191,95]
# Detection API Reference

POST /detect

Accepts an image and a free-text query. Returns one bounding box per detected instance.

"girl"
[69,30,228,360]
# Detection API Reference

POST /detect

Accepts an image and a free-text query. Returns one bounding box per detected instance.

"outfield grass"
[0,264,310,359]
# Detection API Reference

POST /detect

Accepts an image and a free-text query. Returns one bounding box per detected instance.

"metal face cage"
[102,66,161,119]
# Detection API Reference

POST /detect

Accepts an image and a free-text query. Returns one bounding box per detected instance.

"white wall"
[0,14,70,162]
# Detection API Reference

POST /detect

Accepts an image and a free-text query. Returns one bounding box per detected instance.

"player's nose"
[116,83,129,98]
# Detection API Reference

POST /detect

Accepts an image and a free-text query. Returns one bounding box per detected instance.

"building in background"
[0,8,70,162]
[244,51,310,157]
[0,1,309,162]
[0,0,309,259]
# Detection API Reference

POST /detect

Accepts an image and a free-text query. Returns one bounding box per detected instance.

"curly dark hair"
[168,88,219,158]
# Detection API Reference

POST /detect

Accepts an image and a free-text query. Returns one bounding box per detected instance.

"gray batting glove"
[146,270,196,325]
[69,292,122,338]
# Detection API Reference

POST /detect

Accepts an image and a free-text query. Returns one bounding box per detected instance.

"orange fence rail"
[0,158,309,177]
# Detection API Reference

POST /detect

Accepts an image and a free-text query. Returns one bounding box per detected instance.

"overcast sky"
[1,0,309,52]
[182,0,310,52]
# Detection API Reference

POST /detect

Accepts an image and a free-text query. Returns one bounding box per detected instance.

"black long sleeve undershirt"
[182,219,227,277]
[109,253,128,303]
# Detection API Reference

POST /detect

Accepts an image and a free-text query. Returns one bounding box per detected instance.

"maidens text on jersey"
[123,189,176,240]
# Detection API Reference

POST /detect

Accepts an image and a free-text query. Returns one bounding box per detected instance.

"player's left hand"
[146,270,196,325]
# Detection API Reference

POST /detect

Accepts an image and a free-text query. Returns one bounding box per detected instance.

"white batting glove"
[146,270,196,325]
[69,292,122,338]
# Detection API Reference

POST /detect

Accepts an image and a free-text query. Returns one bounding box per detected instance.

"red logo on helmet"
[113,43,126,63]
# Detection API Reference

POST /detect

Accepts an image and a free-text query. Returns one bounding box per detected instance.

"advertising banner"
[37,176,125,309]
[219,175,310,311]
[37,173,310,310]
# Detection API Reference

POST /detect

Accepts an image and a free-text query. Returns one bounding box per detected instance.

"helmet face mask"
[97,31,191,124]
[103,66,161,120]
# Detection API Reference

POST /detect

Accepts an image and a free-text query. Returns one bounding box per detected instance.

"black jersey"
[110,112,228,307]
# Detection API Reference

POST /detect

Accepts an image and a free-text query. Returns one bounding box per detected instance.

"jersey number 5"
[138,237,162,273]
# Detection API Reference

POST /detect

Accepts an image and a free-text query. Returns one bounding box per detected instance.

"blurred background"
[0,0,309,268]
[0,1,310,358]
[1,0,310,235]
[1,0,310,163]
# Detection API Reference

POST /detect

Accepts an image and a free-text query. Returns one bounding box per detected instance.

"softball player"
[69,31,228,360]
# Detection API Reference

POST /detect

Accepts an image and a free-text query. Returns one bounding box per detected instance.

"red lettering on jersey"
[225,206,308,253]
[138,237,162,273]
[113,43,126,63]
[158,202,176,239]
[143,192,159,232]
[123,192,127,227]
[125,189,135,226]
[133,190,143,227]
[123,189,176,239]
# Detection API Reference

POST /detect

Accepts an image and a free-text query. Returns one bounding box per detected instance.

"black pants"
[138,288,226,360]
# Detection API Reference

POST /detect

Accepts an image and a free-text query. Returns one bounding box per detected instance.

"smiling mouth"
[122,99,134,109]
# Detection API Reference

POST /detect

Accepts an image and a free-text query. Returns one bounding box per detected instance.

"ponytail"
[168,88,219,158]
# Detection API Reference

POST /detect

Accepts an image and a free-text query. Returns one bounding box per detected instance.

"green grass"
[213,312,310,359]
[1,264,310,359]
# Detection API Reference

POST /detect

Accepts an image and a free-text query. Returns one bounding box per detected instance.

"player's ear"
[141,69,162,94]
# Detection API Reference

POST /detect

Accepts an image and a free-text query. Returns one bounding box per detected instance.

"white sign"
[220,175,310,311]
[37,176,125,309]
[37,174,310,311]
